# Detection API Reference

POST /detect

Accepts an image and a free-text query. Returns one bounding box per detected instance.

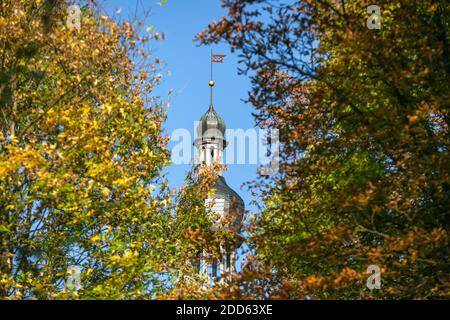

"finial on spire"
[209,49,226,111]
[209,80,214,111]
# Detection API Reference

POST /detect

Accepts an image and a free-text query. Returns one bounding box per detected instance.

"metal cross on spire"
[209,49,226,110]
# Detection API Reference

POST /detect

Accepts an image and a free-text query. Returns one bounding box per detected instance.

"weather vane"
[209,49,226,109]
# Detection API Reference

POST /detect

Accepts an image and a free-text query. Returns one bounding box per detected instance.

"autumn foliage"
[197,0,450,299]
[0,0,176,299]
[1,0,449,300]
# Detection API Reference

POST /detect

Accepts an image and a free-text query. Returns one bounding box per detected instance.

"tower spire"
[209,49,214,110]
[209,49,226,111]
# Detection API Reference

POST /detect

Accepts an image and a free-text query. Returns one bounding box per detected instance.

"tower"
[193,52,244,285]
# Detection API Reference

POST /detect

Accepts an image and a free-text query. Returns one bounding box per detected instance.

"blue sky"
[103,0,260,214]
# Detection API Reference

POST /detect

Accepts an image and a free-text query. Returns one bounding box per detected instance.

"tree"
[0,0,174,299]
[197,0,450,299]
[163,163,245,299]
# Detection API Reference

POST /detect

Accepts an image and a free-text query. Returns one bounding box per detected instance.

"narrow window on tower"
[202,146,206,164]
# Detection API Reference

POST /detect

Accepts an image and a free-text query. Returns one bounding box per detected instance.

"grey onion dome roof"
[210,176,245,208]
[198,105,226,137]
[209,176,245,236]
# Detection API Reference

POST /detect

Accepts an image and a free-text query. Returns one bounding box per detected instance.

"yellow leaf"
[90,235,101,243]
[104,103,113,114]
[101,187,111,198]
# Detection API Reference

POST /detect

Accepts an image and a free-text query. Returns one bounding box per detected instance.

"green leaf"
[0,225,9,233]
